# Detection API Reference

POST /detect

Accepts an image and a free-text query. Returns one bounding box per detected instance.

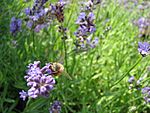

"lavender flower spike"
[27,75,55,98]
[22,61,56,99]
[138,42,150,57]
[142,87,150,103]
[49,101,61,113]
[74,0,99,51]
[10,17,22,35]
[134,17,150,37]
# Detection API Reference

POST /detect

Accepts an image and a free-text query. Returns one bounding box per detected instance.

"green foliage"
[0,0,150,113]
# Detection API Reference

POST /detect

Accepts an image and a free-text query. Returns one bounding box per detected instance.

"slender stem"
[95,4,101,22]
[23,97,31,112]
[111,56,143,88]
[16,3,25,17]
[32,30,35,53]
[66,8,73,27]
[71,50,76,75]
[60,21,68,72]
[121,96,143,108]
[63,39,68,72]
[141,77,150,83]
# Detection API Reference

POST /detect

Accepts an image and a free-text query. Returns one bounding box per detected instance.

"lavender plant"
[19,61,55,100]
[1,0,150,113]
[49,100,61,113]
[138,42,150,57]
[134,17,150,37]
[142,87,150,103]
[74,0,100,51]
[24,0,65,32]
[10,17,22,36]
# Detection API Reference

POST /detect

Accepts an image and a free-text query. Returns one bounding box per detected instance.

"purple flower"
[34,24,48,32]
[10,17,22,35]
[24,0,49,31]
[75,12,95,37]
[76,12,95,26]
[137,17,150,28]
[32,0,48,13]
[27,21,33,29]
[49,101,61,113]
[142,87,150,103]
[24,0,66,32]
[74,1,99,51]
[86,37,99,48]
[128,76,135,84]
[41,0,48,5]
[138,42,150,57]
[22,61,56,99]
[76,12,86,24]
[19,90,28,101]
[75,36,99,50]
[89,26,96,33]
[25,7,31,15]
[142,87,150,94]
[27,75,55,98]
[51,1,65,23]
[136,77,143,85]
[88,12,95,22]
[75,26,88,37]
[59,0,63,2]
[25,61,42,82]
[29,14,40,21]
[41,63,52,74]
[134,17,150,37]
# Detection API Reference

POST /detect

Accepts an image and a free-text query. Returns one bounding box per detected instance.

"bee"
[50,62,64,76]
[50,62,72,80]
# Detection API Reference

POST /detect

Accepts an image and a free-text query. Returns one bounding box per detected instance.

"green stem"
[63,39,68,72]
[16,3,25,17]
[32,30,35,53]
[60,22,68,72]
[23,98,31,113]
[71,50,76,75]
[141,77,150,83]
[111,56,143,88]
[95,4,101,22]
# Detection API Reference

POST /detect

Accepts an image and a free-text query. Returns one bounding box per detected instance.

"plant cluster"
[0,0,150,112]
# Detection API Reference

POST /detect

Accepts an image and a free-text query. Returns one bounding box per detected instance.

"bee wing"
[63,71,72,80]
